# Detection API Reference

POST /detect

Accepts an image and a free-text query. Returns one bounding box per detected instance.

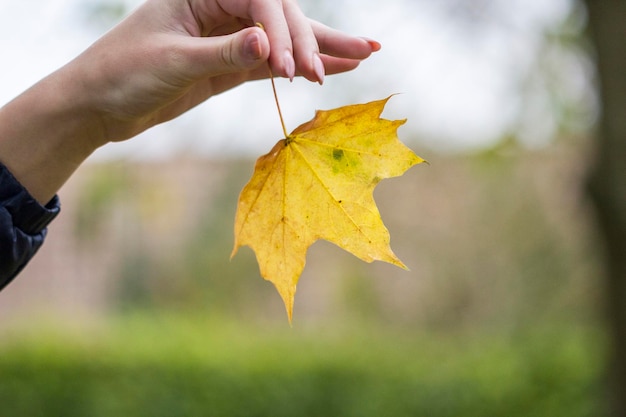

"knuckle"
[220,41,239,70]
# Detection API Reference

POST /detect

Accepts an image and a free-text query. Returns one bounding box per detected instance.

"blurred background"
[0,0,616,415]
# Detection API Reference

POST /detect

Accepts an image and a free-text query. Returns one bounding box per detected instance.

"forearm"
[0,62,106,204]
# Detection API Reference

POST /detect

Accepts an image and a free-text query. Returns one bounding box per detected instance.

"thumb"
[188,27,270,76]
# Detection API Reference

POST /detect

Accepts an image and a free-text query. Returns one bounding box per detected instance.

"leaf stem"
[255,22,289,139]
[269,69,289,139]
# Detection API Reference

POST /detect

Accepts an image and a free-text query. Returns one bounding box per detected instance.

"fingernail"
[283,50,295,81]
[313,53,325,85]
[361,37,382,52]
[244,32,263,60]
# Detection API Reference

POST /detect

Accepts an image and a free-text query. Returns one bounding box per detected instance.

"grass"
[0,312,606,417]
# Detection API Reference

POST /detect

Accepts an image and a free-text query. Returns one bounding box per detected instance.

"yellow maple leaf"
[231,96,425,322]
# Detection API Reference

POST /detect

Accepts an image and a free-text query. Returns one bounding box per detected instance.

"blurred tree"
[584,1,626,416]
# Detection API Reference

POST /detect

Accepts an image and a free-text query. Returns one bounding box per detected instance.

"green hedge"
[0,316,605,417]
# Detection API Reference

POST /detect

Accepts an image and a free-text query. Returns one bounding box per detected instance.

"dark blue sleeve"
[0,163,60,291]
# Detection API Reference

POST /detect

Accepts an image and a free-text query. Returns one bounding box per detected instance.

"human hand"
[73,0,380,143]
[0,0,380,204]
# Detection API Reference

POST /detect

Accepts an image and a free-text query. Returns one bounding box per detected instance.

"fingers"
[213,0,379,82]
[217,0,296,80]
[312,21,381,60]
[244,0,328,84]
[193,0,379,83]
[282,0,324,84]
[256,1,378,84]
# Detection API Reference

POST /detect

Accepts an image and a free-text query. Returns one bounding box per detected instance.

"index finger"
[216,0,295,79]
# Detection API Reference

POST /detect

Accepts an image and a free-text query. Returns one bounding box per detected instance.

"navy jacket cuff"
[0,163,60,290]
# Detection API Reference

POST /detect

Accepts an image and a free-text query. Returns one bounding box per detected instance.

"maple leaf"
[231,96,425,322]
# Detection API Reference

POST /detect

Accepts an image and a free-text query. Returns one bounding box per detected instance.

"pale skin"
[0,0,380,204]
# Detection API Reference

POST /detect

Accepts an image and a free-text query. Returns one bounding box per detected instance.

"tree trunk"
[584,1,626,416]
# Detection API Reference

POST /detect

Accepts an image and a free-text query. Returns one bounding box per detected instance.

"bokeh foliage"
[0,314,605,417]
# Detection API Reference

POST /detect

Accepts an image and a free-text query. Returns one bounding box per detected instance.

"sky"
[0,0,587,160]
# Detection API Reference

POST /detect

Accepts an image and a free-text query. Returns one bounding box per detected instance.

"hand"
[0,0,379,204]
[76,0,380,142]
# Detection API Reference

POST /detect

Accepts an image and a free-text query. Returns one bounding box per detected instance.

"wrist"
[0,64,107,203]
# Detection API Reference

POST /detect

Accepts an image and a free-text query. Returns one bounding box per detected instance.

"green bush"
[0,315,605,417]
